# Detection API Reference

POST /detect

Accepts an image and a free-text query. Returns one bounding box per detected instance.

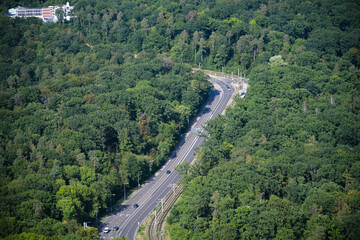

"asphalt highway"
[98,75,235,240]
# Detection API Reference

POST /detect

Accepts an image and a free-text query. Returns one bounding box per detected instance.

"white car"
[103,227,110,233]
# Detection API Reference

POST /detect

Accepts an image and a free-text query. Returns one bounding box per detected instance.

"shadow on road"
[197,88,220,118]
[98,82,225,238]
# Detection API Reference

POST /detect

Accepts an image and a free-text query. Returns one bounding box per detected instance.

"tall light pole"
[137,171,142,189]
[96,206,101,223]
[161,198,164,213]
[123,183,126,201]
[120,171,128,202]
[149,160,153,178]
[110,193,115,212]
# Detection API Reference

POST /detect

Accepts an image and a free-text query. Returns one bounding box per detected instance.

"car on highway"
[98,76,232,240]
[103,227,110,233]
[113,226,119,231]
[166,170,171,174]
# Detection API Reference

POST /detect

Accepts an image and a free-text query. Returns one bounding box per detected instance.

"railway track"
[99,74,237,240]
[147,184,183,240]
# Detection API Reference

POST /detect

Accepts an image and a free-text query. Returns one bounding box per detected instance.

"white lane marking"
[117,77,231,239]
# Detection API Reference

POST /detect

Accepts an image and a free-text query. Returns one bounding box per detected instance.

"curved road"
[99,75,235,240]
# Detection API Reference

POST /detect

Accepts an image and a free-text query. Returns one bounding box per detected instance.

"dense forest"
[165,0,360,240]
[0,0,359,239]
[0,0,214,239]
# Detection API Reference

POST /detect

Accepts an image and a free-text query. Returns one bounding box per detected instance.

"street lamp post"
[96,206,101,223]
[110,194,115,212]
[123,183,126,201]
[149,160,153,178]
[137,171,142,189]
[120,172,128,202]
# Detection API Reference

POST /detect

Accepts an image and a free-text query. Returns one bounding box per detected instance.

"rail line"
[147,184,183,240]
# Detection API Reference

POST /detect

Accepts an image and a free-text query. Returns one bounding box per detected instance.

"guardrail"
[147,184,183,240]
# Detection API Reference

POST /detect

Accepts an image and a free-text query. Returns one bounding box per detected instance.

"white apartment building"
[7,2,74,22]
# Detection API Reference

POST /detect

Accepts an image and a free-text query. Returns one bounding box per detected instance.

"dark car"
[133,203,139,208]
[113,226,119,231]
[166,170,171,174]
